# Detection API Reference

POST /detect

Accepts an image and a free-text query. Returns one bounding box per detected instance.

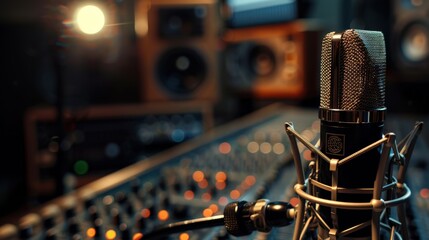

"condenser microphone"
[317,29,386,239]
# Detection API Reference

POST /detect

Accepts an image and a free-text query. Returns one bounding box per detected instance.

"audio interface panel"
[1,104,428,239]
[24,102,213,201]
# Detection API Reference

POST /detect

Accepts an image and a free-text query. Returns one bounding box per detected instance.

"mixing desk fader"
[0,104,428,240]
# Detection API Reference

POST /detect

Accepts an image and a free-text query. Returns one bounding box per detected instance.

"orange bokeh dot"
[179,233,190,240]
[193,170,205,182]
[86,228,96,238]
[420,188,429,199]
[184,190,195,200]
[133,233,143,240]
[203,208,214,217]
[218,196,228,206]
[218,142,232,154]
[303,149,313,161]
[141,208,151,218]
[230,189,241,200]
[209,204,219,213]
[105,229,116,240]
[216,181,226,190]
[290,197,300,207]
[202,192,212,201]
[198,179,208,189]
[158,210,169,221]
[244,175,256,186]
[215,171,227,182]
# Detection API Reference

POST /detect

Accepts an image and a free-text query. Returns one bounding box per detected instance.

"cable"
[142,215,224,239]
[142,199,295,239]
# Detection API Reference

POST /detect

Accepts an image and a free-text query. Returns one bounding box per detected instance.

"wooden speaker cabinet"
[135,0,220,102]
[222,20,321,100]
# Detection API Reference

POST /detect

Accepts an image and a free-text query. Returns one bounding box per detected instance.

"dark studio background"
[0,0,428,220]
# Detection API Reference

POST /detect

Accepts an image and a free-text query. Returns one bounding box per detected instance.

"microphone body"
[319,120,383,238]
[317,29,386,239]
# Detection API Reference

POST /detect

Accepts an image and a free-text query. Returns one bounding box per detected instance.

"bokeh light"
[75,5,106,35]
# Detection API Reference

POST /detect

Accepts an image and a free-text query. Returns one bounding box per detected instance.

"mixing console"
[0,103,428,240]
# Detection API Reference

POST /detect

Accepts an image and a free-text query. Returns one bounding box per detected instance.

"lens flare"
[75,5,105,35]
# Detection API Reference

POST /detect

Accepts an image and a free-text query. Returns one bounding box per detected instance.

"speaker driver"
[390,0,429,81]
[156,47,207,95]
[400,22,429,63]
[225,42,277,91]
[249,44,277,78]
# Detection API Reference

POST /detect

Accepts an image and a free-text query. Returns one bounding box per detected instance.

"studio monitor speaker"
[391,0,429,81]
[135,0,219,102]
[222,20,321,99]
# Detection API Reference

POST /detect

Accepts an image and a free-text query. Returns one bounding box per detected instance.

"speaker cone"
[248,44,276,78]
[225,42,277,90]
[156,47,207,95]
[400,22,429,63]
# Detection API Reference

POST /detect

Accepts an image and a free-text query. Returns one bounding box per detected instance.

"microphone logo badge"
[326,133,345,156]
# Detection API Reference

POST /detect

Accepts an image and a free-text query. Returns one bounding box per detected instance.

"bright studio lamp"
[49,1,114,197]
[74,4,106,35]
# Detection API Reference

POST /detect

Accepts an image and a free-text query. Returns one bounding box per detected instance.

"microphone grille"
[320,29,386,110]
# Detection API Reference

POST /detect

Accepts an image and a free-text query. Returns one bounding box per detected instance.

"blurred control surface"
[0,104,428,239]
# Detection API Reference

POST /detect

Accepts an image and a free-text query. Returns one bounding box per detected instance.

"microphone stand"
[51,35,66,197]
[141,121,422,240]
[45,1,69,198]
[285,121,423,240]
